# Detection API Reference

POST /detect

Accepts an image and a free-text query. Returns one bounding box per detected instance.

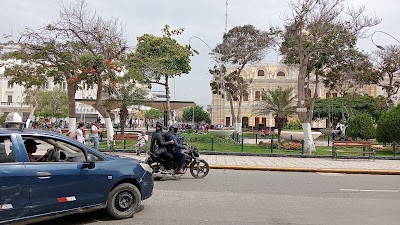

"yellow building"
[210,63,380,129]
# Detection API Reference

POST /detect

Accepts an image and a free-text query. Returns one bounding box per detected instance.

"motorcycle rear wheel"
[189,159,209,178]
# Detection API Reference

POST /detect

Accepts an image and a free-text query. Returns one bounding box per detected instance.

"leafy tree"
[128,25,192,125]
[182,105,210,124]
[373,45,400,105]
[376,105,400,143]
[210,25,273,131]
[1,45,63,128]
[104,82,148,134]
[144,109,163,120]
[252,87,296,142]
[279,0,380,152]
[313,95,386,128]
[1,0,128,144]
[322,49,377,96]
[346,114,375,140]
[36,88,69,118]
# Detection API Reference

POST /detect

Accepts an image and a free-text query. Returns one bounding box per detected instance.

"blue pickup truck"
[0,128,154,224]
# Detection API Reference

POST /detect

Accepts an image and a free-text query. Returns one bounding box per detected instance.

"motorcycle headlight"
[140,163,153,173]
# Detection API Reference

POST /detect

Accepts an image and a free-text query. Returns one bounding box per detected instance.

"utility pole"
[225,0,228,33]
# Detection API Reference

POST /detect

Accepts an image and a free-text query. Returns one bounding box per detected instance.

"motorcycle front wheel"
[189,159,209,178]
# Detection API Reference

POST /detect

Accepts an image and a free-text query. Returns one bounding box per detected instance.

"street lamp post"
[189,36,224,127]
[371,30,400,50]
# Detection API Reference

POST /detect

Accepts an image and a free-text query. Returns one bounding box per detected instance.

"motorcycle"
[145,146,210,180]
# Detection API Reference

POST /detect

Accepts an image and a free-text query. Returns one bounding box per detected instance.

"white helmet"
[5,112,23,123]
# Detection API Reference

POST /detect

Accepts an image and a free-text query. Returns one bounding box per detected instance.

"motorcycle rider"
[150,122,174,170]
[163,124,187,174]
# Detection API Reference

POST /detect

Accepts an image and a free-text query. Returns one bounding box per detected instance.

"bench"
[110,133,138,152]
[332,141,375,161]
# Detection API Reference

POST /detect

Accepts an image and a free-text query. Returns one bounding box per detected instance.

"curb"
[209,165,400,175]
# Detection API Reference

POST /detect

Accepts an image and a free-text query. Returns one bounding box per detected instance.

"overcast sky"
[2,0,400,107]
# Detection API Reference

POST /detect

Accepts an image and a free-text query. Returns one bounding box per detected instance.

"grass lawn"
[98,139,398,157]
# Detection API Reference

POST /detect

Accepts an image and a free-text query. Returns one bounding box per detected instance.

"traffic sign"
[296,108,307,112]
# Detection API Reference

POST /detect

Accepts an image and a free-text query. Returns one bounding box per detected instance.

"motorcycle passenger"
[150,122,174,170]
[163,124,187,174]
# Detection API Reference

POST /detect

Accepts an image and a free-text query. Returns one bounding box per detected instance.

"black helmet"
[156,122,163,131]
[169,124,178,134]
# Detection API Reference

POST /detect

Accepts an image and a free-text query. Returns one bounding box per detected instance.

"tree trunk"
[165,77,173,126]
[298,55,316,153]
[120,107,128,134]
[92,74,113,146]
[227,92,236,127]
[25,104,37,128]
[235,91,243,133]
[277,129,282,143]
[66,71,77,135]
[104,117,114,146]
[234,66,246,133]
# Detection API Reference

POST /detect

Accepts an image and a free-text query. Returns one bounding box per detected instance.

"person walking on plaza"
[90,120,102,149]
[135,131,148,155]
[76,122,86,144]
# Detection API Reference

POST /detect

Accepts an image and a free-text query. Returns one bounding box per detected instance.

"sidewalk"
[113,152,400,175]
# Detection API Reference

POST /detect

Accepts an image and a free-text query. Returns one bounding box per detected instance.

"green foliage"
[252,87,296,118]
[258,141,278,149]
[252,86,296,141]
[182,105,210,123]
[144,109,163,120]
[286,120,302,130]
[180,133,235,144]
[210,25,274,124]
[36,88,68,118]
[376,105,400,143]
[346,114,375,140]
[313,95,386,123]
[0,113,8,126]
[127,25,192,83]
[374,45,400,105]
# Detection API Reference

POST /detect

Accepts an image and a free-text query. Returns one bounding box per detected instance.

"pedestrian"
[53,124,62,134]
[32,121,39,129]
[129,117,133,129]
[90,120,102,149]
[135,131,148,155]
[76,122,86,144]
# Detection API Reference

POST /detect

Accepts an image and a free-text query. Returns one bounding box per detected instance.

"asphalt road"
[31,170,400,225]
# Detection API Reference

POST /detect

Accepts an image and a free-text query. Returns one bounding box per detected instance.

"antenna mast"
[225,0,228,33]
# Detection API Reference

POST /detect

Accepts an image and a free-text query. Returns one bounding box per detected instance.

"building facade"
[0,66,139,124]
[210,63,396,129]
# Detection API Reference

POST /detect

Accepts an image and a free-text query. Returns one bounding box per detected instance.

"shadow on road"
[30,206,145,225]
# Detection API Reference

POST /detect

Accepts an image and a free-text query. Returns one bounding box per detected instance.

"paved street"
[115,153,400,174]
[32,170,400,225]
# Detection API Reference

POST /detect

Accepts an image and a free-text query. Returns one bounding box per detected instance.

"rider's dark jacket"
[163,131,185,153]
[150,131,170,154]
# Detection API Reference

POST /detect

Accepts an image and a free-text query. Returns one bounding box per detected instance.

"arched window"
[255,91,260,101]
[304,88,312,98]
[243,92,248,101]
[277,71,286,77]
[258,70,265,76]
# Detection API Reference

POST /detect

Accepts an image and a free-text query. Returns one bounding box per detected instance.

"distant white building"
[0,65,157,125]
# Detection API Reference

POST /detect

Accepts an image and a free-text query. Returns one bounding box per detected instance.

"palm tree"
[252,87,297,142]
